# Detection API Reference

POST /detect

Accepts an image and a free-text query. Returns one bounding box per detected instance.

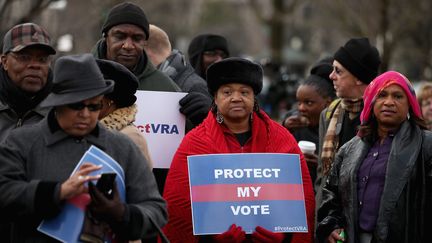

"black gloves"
[88,182,125,228]
[179,89,212,126]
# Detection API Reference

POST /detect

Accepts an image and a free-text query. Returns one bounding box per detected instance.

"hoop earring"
[216,110,224,124]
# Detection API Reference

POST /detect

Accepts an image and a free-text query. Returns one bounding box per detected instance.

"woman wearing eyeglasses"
[0,54,167,242]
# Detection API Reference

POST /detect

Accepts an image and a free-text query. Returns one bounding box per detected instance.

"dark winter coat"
[0,66,52,142]
[0,111,167,242]
[159,49,209,95]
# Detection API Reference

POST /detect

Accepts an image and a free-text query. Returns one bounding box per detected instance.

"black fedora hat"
[95,58,138,108]
[40,54,114,107]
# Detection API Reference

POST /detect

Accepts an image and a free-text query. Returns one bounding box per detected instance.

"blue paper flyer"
[38,145,126,242]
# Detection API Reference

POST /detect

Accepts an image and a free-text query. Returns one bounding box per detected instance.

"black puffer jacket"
[159,49,209,95]
[316,120,432,243]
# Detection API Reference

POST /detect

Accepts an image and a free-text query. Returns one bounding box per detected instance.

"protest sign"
[188,153,307,235]
[135,91,187,168]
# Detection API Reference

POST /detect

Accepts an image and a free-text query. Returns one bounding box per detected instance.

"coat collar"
[41,110,107,149]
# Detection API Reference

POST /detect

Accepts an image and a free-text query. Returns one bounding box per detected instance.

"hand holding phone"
[88,172,125,224]
[95,172,116,199]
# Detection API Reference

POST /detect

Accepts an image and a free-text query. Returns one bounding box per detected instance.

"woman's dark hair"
[300,56,336,100]
[300,77,336,100]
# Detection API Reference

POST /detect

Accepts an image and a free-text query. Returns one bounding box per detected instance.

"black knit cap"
[206,57,263,96]
[334,37,381,84]
[101,2,150,40]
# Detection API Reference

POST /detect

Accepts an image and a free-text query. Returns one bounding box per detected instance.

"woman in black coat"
[316,71,432,243]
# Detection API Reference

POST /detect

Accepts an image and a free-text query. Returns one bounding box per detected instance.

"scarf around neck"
[100,104,137,131]
[321,98,363,176]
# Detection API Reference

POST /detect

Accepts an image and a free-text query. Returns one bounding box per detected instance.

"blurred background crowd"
[2,0,432,121]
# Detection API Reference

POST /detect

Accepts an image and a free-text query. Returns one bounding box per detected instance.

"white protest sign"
[135,90,187,168]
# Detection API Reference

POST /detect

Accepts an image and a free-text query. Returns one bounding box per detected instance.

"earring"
[253,99,260,112]
[250,113,253,123]
[216,110,224,124]
[407,113,411,120]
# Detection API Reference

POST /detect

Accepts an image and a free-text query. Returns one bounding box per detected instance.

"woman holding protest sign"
[163,57,315,243]
[0,54,166,242]
[316,71,432,243]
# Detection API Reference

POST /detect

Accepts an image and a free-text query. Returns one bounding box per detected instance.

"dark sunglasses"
[67,102,103,111]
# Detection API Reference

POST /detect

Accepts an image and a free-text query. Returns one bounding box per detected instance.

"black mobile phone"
[96,172,117,199]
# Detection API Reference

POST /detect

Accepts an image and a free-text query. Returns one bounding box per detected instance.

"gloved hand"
[179,91,212,126]
[251,226,285,243]
[88,181,125,226]
[213,224,246,243]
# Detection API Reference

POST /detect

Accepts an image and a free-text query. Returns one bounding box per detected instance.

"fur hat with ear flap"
[206,57,263,96]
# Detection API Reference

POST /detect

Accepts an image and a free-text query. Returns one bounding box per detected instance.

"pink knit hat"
[360,71,422,124]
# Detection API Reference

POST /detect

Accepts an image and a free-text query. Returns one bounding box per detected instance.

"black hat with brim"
[40,54,114,107]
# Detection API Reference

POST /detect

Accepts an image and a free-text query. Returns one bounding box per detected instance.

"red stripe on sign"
[191,183,303,202]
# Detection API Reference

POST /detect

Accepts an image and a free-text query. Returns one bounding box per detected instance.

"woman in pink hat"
[316,71,432,243]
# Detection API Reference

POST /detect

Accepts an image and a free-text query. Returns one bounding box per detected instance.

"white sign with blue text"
[135,90,187,168]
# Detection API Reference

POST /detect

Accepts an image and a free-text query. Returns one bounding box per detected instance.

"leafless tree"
[249,0,301,65]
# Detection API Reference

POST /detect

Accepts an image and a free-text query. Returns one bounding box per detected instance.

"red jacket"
[163,110,315,243]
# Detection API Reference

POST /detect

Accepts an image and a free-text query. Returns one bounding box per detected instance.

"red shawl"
[163,110,315,243]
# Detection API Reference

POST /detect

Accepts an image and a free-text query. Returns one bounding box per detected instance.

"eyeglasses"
[203,50,228,59]
[67,102,103,112]
[9,52,51,64]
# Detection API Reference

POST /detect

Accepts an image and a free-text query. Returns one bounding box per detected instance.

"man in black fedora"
[0,53,167,242]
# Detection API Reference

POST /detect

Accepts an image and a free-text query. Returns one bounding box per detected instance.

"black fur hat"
[206,57,263,96]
